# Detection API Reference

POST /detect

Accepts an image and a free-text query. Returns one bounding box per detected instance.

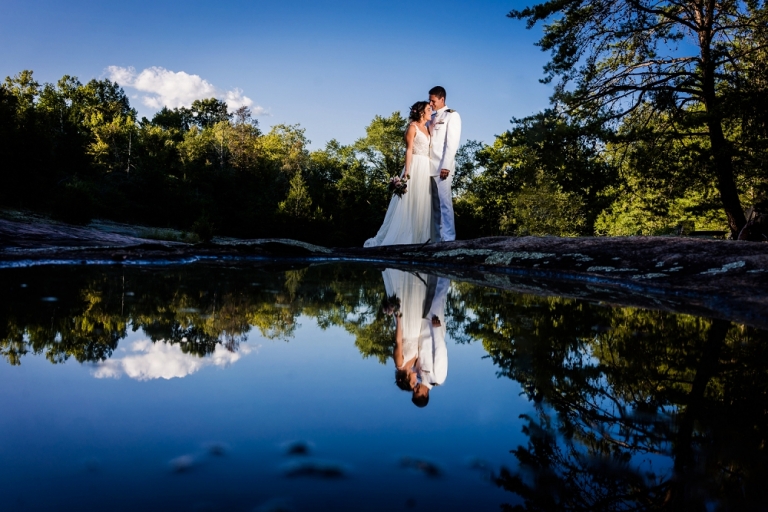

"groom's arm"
[438,112,462,178]
[427,277,450,319]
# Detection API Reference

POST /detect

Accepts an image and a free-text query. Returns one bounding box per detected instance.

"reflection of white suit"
[428,106,461,242]
[418,276,449,389]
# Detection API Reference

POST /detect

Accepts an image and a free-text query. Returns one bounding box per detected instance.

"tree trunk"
[668,319,730,508]
[700,23,747,238]
[707,120,745,238]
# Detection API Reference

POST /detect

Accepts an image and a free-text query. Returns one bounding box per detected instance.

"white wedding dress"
[364,127,432,247]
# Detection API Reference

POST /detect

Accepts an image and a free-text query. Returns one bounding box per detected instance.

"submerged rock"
[281,459,347,479]
[400,456,442,478]
[168,454,197,473]
[204,442,229,457]
[283,440,311,456]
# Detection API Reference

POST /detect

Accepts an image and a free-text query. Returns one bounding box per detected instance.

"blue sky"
[1,0,552,147]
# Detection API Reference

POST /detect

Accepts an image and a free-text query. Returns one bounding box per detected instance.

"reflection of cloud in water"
[92,339,252,381]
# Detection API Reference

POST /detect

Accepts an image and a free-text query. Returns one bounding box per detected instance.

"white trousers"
[430,174,455,242]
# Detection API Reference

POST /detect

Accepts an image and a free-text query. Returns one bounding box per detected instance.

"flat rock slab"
[1,218,767,329]
[345,235,768,293]
[346,237,768,330]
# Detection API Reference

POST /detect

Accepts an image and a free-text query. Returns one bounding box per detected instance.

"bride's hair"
[408,101,429,122]
[395,369,412,391]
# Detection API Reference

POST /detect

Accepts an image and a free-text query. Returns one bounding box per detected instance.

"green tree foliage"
[353,112,408,182]
[229,106,262,171]
[1,71,137,221]
[190,98,230,128]
[5,35,766,243]
[150,106,194,132]
[509,0,768,237]
[4,81,408,245]
[595,109,729,235]
[452,1,767,240]
[458,111,615,236]
[278,170,317,218]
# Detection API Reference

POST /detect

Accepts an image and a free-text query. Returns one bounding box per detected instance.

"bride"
[364,101,432,247]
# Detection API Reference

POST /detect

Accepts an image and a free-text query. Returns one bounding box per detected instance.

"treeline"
[2,35,767,244]
[0,71,414,245]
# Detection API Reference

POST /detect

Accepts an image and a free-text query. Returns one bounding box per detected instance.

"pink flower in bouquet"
[388,175,408,198]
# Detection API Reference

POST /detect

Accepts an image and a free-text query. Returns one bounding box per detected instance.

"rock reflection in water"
[400,456,442,478]
[281,460,348,479]
[1,264,767,510]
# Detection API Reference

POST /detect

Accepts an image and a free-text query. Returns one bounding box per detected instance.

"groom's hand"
[440,169,449,179]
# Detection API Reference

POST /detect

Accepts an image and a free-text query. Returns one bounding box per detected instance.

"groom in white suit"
[421,274,449,388]
[411,274,450,408]
[428,86,461,242]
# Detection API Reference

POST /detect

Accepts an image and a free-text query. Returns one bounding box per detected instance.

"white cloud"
[224,87,266,115]
[92,338,252,381]
[106,65,265,115]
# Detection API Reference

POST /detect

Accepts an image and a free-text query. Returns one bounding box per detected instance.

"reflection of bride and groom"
[364,86,461,247]
[383,268,449,408]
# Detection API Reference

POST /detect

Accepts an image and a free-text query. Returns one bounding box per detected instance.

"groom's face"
[429,94,445,111]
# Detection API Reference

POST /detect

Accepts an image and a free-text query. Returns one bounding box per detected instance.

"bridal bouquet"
[389,175,408,198]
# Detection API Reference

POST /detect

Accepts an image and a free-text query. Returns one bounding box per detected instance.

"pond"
[1,263,767,511]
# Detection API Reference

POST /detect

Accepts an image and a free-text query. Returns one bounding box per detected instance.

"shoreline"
[2,216,767,330]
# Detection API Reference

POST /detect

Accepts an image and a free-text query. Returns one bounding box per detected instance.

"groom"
[411,274,450,408]
[428,86,461,242]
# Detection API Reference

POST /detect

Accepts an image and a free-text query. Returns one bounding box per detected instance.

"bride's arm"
[393,314,404,367]
[402,123,416,178]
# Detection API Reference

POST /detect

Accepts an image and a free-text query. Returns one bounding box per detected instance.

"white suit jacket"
[428,107,462,177]
[418,277,450,388]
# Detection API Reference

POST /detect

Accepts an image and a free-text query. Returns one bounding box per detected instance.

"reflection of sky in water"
[3,264,765,509]
[91,334,252,381]
[0,314,527,511]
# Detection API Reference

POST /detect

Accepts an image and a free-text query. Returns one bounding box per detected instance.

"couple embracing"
[364,86,462,247]
[384,268,450,409]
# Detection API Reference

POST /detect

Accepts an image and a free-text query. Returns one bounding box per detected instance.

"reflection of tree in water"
[3,265,768,509]
[459,284,768,511]
[1,267,286,364]
[1,272,127,365]
[0,264,388,365]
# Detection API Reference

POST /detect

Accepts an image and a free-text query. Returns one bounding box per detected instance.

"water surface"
[1,263,766,511]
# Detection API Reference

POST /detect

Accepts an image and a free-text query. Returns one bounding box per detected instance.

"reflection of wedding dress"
[364,129,432,247]
[383,268,428,364]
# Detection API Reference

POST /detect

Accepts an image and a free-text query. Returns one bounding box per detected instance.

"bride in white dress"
[364,101,433,247]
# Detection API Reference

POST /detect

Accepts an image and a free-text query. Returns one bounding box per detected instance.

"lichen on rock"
[631,273,668,280]
[564,253,593,262]
[700,261,745,275]
[587,266,639,273]
[431,249,494,259]
[484,251,556,265]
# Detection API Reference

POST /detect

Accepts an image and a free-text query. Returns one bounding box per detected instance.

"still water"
[1,263,767,511]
